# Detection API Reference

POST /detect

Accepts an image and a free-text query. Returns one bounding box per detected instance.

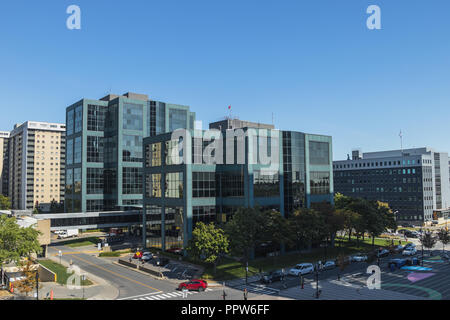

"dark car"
[260,270,285,284]
[153,257,170,267]
[377,249,390,258]
[388,258,407,269]
[167,247,183,255]
[405,257,420,266]
[178,279,208,292]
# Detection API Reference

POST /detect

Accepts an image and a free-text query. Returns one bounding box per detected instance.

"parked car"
[377,249,390,258]
[167,247,183,255]
[404,243,416,250]
[388,258,407,269]
[178,279,208,292]
[393,245,404,253]
[289,263,314,276]
[402,247,417,256]
[133,251,143,259]
[323,260,336,270]
[405,257,420,266]
[153,257,170,267]
[351,254,368,262]
[260,270,285,284]
[141,253,154,261]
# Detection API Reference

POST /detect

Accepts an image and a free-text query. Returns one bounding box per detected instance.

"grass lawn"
[201,237,405,281]
[38,260,93,286]
[59,237,100,248]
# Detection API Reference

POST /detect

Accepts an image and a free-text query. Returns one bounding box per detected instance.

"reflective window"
[67,110,74,136]
[218,171,244,197]
[254,171,280,197]
[87,168,104,194]
[87,105,107,131]
[309,141,330,165]
[193,172,216,198]
[123,135,143,162]
[165,172,183,198]
[310,171,330,195]
[87,136,104,163]
[145,143,162,167]
[74,168,82,195]
[193,206,216,225]
[165,206,184,250]
[66,139,73,165]
[169,109,187,131]
[75,106,83,133]
[165,139,183,165]
[122,167,142,195]
[146,173,162,198]
[65,168,73,195]
[74,137,82,163]
[123,103,143,131]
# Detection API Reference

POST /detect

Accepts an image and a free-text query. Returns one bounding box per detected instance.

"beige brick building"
[0,131,10,196]
[7,122,66,211]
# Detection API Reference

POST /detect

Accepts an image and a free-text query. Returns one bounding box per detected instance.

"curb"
[112,261,168,281]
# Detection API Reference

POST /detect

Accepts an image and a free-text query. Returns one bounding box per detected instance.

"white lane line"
[144,296,155,300]
[159,294,172,298]
[165,293,179,297]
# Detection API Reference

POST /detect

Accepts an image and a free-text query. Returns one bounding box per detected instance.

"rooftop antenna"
[399,130,403,154]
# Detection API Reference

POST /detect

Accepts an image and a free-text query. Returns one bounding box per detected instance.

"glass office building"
[65,92,195,213]
[142,124,333,253]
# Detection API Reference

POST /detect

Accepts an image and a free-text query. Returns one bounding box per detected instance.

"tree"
[287,208,325,252]
[437,229,450,254]
[14,260,41,297]
[187,222,229,275]
[0,195,11,210]
[225,207,268,265]
[334,193,353,211]
[0,215,42,267]
[419,231,437,265]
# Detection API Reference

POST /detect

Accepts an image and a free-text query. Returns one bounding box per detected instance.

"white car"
[351,254,368,262]
[323,260,336,270]
[402,248,417,256]
[289,263,314,276]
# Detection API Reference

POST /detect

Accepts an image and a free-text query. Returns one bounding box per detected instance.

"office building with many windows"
[5,122,66,211]
[142,123,333,254]
[65,92,195,213]
[333,148,450,225]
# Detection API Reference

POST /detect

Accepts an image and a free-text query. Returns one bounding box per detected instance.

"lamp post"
[420,228,424,266]
[81,274,86,300]
[315,269,320,299]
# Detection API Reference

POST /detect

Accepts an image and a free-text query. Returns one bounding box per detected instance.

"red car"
[133,251,143,259]
[167,247,183,255]
[178,279,208,292]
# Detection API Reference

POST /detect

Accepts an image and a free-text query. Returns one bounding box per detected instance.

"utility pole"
[36,270,39,301]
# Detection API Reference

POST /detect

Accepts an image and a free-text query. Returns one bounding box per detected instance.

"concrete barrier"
[138,265,163,278]
[118,259,138,269]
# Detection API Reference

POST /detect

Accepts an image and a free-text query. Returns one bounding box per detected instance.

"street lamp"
[35,270,39,301]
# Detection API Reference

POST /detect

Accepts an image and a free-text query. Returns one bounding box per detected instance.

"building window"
[165,139,183,165]
[87,168,104,194]
[65,168,73,195]
[165,172,183,199]
[193,172,215,198]
[218,171,244,197]
[87,105,107,131]
[123,135,143,163]
[146,174,162,198]
[309,141,330,165]
[145,143,162,167]
[66,139,73,165]
[87,136,104,163]
[254,171,280,197]
[123,103,143,131]
[122,167,142,195]
[74,137,82,164]
[310,171,330,195]
[87,200,103,212]
[67,110,74,136]
[169,109,187,131]
[74,168,82,195]
[193,206,216,225]
[75,105,83,133]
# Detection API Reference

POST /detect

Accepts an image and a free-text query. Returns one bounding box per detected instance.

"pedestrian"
[222,290,227,300]
[243,288,248,300]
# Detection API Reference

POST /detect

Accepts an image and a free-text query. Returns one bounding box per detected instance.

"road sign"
[58,250,62,257]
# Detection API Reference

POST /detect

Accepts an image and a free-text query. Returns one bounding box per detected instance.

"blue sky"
[1,0,449,160]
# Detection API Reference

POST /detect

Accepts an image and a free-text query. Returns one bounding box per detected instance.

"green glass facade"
[142,128,333,253]
[65,93,195,213]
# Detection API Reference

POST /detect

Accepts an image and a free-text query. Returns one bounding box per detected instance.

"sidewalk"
[40,253,119,300]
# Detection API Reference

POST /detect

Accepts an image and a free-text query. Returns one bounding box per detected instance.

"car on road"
[392,245,404,253]
[289,263,314,276]
[351,254,368,262]
[260,270,286,284]
[141,253,154,261]
[402,247,417,256]
[133,251,143,259]
[377,249,390,258]
[404,243,416,250]
[178,279,208,292]
[323,260,336,270]
[167,247,183,255]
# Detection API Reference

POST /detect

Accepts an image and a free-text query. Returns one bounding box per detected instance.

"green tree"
[0,215,42,267]
[0,195,11,210]
[419,231,437,264]
[334,193,353,210]
[14,260,42,297]
[288,208,324,252]
[437,229,450,254]
[225,207,268,265]
[187,222,229,275]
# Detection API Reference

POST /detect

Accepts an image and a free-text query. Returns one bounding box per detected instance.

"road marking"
[118,291,163,300]
[49,247,162,293]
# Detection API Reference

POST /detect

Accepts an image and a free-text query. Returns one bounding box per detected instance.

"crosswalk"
[230,283,280,296]
[129,288,214,301]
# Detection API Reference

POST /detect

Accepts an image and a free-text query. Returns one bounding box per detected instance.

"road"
[47,244,263,301]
